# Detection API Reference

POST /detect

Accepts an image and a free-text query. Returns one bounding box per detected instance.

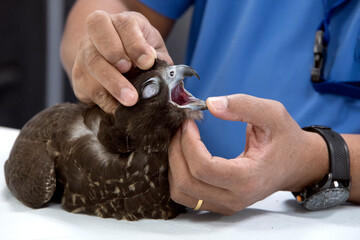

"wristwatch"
[292,125,351,210]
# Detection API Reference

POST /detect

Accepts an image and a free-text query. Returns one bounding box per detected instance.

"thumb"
[206,94,281,127]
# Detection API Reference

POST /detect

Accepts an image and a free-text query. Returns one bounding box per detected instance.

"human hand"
[168,94,328,215]
[71,10,172,113]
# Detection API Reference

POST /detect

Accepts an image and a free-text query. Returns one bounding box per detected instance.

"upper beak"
[166,65,207,111]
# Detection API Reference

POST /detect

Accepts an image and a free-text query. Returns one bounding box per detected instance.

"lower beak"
[167,65,207,111]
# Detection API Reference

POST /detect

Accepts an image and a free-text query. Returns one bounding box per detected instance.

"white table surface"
[0,126,359,240]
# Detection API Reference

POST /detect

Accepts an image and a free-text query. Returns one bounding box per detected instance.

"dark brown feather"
[4,59,202,220]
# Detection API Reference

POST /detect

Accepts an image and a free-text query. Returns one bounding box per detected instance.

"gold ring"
[194,199,203,211]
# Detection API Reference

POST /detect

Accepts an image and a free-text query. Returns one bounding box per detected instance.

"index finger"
[86,10,132,73]
[82,40,138,106]
[112,12,157,70]
[181,120,248,189]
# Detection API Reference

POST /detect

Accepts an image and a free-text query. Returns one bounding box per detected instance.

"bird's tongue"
[171,84,190,106]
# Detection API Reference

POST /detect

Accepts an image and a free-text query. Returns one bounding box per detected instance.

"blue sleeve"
[139,0,193,20]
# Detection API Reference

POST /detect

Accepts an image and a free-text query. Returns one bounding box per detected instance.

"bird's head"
[112,59,206,152]
[117,59,206,120]
[130,59,206,113]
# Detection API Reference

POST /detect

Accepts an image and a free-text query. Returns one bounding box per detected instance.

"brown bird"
[4,59,206,220]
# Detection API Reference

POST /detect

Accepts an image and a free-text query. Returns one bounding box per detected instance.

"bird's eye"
[141,78,160,99]
[167,66,176,78]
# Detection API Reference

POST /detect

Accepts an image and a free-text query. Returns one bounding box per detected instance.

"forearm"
[342,134,360,202]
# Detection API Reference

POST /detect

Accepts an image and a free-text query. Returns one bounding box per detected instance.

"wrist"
[284,130,329,192]
[290,126,351,210]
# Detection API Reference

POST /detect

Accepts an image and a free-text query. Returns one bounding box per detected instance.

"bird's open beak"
[166,65,207,111]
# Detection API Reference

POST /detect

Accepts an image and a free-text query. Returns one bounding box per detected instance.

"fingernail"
[150,46,157,59]
[207,97,228,111]
[137,54,154,70]
[116,59,132,73]
[119,88,137,106]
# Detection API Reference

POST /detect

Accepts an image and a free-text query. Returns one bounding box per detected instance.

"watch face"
[304,188,350,210]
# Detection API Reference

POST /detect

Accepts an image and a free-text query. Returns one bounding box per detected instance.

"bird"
[4,59,207,220]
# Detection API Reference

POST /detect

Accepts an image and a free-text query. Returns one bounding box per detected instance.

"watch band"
[302,125,350,181]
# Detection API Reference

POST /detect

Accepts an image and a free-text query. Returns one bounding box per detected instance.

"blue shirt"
[140,0,360,158]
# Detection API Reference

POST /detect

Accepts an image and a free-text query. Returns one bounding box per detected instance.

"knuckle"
[125,35,144,49]
[190,161,211,180]
[272,100,286,113]
[73,90,88,103]
[122,32,144,50]
[191,167,204,180]
[84,47,101,71]
[92,89,110,106]
[86,10,108,28]
[71,59,83,83]
[112,12,137,31]
[71,64,90,103]
[71,80,86,102]
[112,12,148,57]
[102,46,124,65]
[269,100,289,122]
[175,177,192,194]
[169,188,183,204]
[91,89,119,113]
[86,11,125,64]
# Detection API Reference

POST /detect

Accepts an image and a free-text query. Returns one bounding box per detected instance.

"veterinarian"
[61,0,360,214]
